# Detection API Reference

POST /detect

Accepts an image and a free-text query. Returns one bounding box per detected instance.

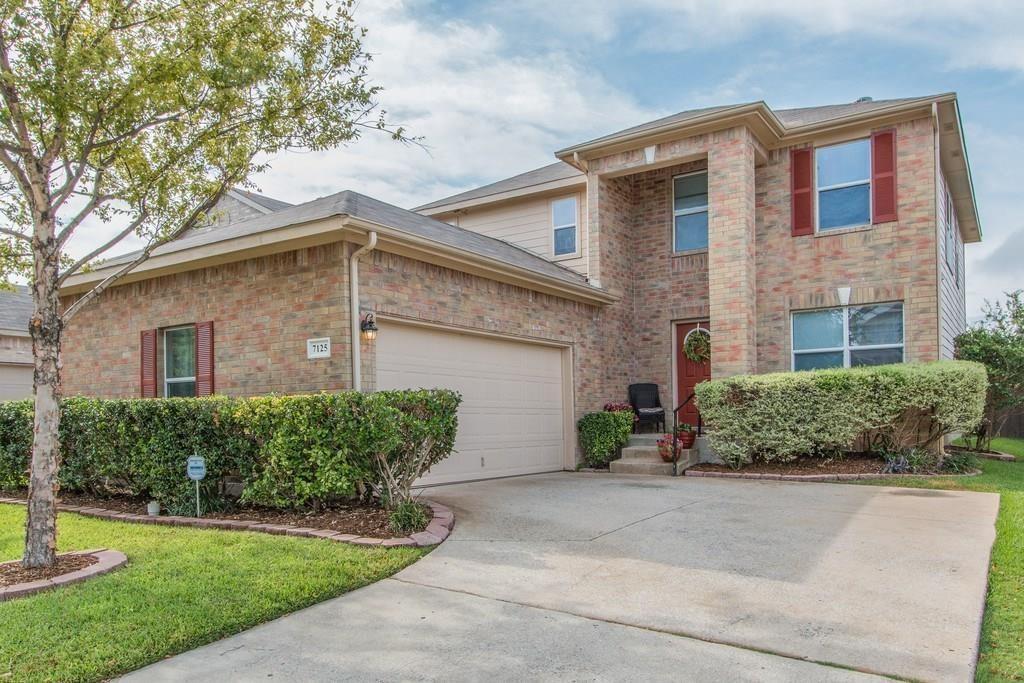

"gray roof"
[414,162,583,212]
[417,96,943,214]
[775,96,936,127]
[0,285,32,332]
[97,190,592,289]
[231,188,293,212]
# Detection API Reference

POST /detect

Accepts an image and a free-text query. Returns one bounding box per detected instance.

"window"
[673,171,708,251]
[551,197,577,257]
[816,139,870,231]
[792,302,904,370]
[164,325,196,397]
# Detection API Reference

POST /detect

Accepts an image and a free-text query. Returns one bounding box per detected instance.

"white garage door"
[376,322,566,486]
[0,364,33,401]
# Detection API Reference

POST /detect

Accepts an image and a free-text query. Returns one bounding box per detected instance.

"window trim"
[814,138,872,234]
[790,302,905,371]
[550,195,580,260]
[163,324,197,397]
[672,169,709,253]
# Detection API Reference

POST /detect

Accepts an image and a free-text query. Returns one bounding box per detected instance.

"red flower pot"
[677,431,696,449]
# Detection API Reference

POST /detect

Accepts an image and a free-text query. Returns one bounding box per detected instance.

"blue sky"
[74,0,1024,319]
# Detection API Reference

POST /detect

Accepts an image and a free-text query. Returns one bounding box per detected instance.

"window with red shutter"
[871,129,897,223]
[790,148,814,236]
[140,329,157,398]
[195,321,214,396]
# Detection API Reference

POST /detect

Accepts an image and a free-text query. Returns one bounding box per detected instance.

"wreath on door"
[683,327,711,364]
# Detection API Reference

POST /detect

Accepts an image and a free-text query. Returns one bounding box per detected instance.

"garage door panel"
[376,323,566,485]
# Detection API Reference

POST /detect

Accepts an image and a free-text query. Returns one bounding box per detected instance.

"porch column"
[707,127,758,377]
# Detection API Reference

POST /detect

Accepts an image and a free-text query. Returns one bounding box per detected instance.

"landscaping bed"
[0,553,97,587]
[689,455,888,476]
[0,490,423,538]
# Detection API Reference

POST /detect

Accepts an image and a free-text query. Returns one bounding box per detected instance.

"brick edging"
[0,497,454,548]
[0,548,128,602]
[685,469,982,482]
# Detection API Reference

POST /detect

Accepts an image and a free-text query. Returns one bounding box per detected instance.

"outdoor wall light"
[360,312,378,342]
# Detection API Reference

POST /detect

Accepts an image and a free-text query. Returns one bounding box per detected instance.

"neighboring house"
[59,93,979,484]
[0,286,33,400]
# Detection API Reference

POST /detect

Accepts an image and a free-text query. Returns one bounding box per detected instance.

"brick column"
[707,127,757,377]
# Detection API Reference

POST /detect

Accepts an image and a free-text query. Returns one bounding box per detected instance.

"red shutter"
[871,129,897,223]
[140,329,157,398]
[195,321,214,396]
[790,147,815,236]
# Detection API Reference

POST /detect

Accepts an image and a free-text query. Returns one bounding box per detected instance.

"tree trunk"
[23,218,63,569]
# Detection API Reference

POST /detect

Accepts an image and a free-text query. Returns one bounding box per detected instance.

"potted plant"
[657,434,679,462]
[676,423,697,449]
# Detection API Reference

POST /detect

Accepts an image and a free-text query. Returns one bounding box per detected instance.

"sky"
[70,0,1023,319]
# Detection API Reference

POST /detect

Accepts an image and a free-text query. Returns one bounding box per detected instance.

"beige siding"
[937,171,967,359]
[437,192,589,277]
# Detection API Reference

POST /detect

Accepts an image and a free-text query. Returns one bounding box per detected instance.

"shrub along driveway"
[124,473,999,682]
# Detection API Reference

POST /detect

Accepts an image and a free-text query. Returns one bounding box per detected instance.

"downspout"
[350,231,377,391]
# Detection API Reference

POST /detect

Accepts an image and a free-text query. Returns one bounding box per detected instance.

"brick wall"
[754,116,940,372]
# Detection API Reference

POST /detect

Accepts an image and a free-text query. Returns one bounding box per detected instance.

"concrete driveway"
[124,473,998,682]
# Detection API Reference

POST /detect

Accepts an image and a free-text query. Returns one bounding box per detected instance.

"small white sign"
[306,337,331,359]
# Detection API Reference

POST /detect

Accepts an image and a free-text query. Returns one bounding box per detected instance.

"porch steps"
[609,435,699,476]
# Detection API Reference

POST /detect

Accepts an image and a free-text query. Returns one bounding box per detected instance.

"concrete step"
[610,459,677,476]
[609,447,699,476]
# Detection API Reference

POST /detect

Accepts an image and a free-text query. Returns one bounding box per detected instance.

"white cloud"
[244,0,657,209]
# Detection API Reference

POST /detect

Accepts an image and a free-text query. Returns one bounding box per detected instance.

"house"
[59,93,979,484]
[0,285,33,400]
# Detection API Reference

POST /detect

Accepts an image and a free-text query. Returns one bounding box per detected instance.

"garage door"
[0,364,33,401]
[376,322,566,486]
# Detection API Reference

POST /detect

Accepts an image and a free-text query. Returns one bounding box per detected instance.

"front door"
[675,321,711,426]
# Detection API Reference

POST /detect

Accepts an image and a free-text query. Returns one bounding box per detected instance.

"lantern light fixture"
[360,312,378,341]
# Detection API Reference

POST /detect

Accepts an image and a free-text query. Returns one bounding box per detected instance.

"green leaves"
[696,361,989,468]
[577,411,633,467]
[0,390,461,513]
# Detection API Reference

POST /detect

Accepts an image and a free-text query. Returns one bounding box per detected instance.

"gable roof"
[774,96,937,127]
[64,190,612,305]
[0,285,32,334]
[414,162,583,213]
[226,188,293,213]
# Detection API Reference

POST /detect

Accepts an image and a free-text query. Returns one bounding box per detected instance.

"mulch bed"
[0,553,98,588]
[947,444,1016,462]
[689,455,889,476]
[0,490,430,540]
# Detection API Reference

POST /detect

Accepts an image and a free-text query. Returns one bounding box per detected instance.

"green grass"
[859,437,1024,682]
[0,506,426,682]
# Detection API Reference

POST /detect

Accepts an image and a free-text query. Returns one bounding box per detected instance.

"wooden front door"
[675,321,711,426]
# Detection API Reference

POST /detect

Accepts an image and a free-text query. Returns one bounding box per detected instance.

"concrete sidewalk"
[123,473,999,682]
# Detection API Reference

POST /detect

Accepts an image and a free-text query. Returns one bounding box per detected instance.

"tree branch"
[0,226,30,242]
[55,168,107,246]
[57,209,147,286]
[62,180,232,321]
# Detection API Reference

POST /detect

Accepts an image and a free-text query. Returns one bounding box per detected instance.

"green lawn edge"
[857,437,1024,682]
[0,506,427,682]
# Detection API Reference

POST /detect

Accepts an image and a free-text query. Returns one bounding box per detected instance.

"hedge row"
[0,391,460,515]
[694,361,987,468]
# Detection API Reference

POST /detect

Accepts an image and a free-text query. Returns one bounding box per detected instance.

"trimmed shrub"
[695,361,987,469]
[578,410,633,467]
[0,390,460,514]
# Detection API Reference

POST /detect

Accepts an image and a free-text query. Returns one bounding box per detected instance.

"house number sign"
[306,337,331,359]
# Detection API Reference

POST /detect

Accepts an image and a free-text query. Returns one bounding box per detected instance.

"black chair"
[628,383,665,433]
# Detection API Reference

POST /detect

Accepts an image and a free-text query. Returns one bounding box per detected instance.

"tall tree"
[0,0,409,568]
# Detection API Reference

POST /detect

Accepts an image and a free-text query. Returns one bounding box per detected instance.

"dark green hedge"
[0,391,460,515]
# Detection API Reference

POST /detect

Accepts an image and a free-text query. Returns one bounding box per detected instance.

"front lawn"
[0,505,426,682]
[860,437,1024,682]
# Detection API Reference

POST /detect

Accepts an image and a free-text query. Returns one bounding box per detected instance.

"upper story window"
[673,171,709,252]
[164,325,196,397]
[551,196,578,257]
[792,302,904,370]
[816,139,871,231]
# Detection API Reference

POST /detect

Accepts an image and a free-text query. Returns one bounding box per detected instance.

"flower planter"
[677,431,696,449]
